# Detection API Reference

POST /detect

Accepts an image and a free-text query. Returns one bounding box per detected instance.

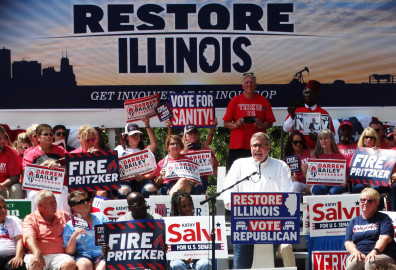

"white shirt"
[283,104,318,132]
[223,156,292,209]
[0,216,22,256]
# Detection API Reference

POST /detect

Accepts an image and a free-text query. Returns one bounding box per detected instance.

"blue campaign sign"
[65,150,120,193]
[231,192,300,245]
[350,147,396,186]
[104,220,166,270]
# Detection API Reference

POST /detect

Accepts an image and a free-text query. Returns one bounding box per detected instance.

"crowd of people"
[0,72,396,269]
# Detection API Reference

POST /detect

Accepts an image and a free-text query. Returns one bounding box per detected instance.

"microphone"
[256,162,261,180]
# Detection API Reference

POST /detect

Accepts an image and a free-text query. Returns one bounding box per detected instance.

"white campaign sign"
[308,194,361,237]
[147,195,209,217]
[23,164,65,194]
[164,216,228,260]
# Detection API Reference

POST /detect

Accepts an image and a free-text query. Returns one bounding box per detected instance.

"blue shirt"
[63,212,110,259]
[345,211,396,258]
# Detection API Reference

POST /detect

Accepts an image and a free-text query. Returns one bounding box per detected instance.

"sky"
[1,0,395,86]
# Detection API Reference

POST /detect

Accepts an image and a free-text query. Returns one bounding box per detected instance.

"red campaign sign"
[168,93,215,128]
[349,147,396,186]
[124,93,160,123]
[312,251,349,270]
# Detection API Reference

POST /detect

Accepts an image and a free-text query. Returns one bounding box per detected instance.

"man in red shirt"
[223,72,276,170]
[23,189,76,270]
[0,126,23,199]
[283,80,335,149]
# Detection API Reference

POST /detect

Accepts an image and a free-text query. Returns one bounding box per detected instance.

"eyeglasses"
[55,132,66,137]
[169,142,180,147]
[75,197,90,205]
[292,140,303,145]
[19,145,29,149]
[251,143,269,148]
[130,201,147,208]
[41,133,53,137]
[374,129,382,133]
[360,198,374,204]
[84,138,96,143]
[363,136,376,140]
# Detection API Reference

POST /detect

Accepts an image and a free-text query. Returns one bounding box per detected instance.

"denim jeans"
[233,244,254,269]
[311,185,346,195]
[170,258,211,270]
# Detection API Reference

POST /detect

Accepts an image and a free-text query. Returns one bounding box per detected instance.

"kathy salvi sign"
[231,192,300,244]
[165,158,201,184]
[169,93,215,128]
[124,94,159,123]
[308,194,360,237]
[66,150,120,192]
[184,150,213,176]
[100,199,128,222]
[164,216,228,260]
[306,159,346,186]
[118,149,156,181]
[104,220,166,270]
[22,164,65,194]
[148,195,209,217]
[350,147,396,186]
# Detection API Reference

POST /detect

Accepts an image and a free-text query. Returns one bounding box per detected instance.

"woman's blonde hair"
[357,127,380,147]
[78,125,96,140]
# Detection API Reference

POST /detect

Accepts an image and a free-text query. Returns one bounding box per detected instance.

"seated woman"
[155,135,202,196]
[63,190,109,270]
[181,124,218,194]
[0,195,25,270]
[114,117,157,198]
[284,130,313,194]
[12,132,32,159]
[345,188,396,270]
[169,190,211,270]
[306,129,347,195]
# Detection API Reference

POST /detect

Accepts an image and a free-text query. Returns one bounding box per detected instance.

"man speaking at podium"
[223,132,294,269]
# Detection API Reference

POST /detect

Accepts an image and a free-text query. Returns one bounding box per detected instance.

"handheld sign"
[70,214,92,230]
[308,194,360,237]
[169,93,215,128]
[306,159,346,185]
[184,150,213,176]
[164,216,228,260]
[23,164,65,194]
[284,155,300,173]
[66,150,120,193]
[155,102,172,122]
[95,225,105,246]
[118,149,155,181]
[165,158,201,184]
[100,199,128,222]
[349,147,396,186]
[124,93,159,123]
[295,113,331,135]
[104,220,166,270]
[231,192,300,244]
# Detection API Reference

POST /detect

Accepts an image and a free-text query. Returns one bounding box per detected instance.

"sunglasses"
[386,136,394,141]
[363,136,376,140]
[41,133,53,137]
[84,138,96,143]
[55,132,66,137]
[374,129,382,133]
[75,197,90,206]
[360,198,374,204]
[19,145,29,149]
[32,134,38,138]
[243,72,254,77]
[292,140,303,145]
